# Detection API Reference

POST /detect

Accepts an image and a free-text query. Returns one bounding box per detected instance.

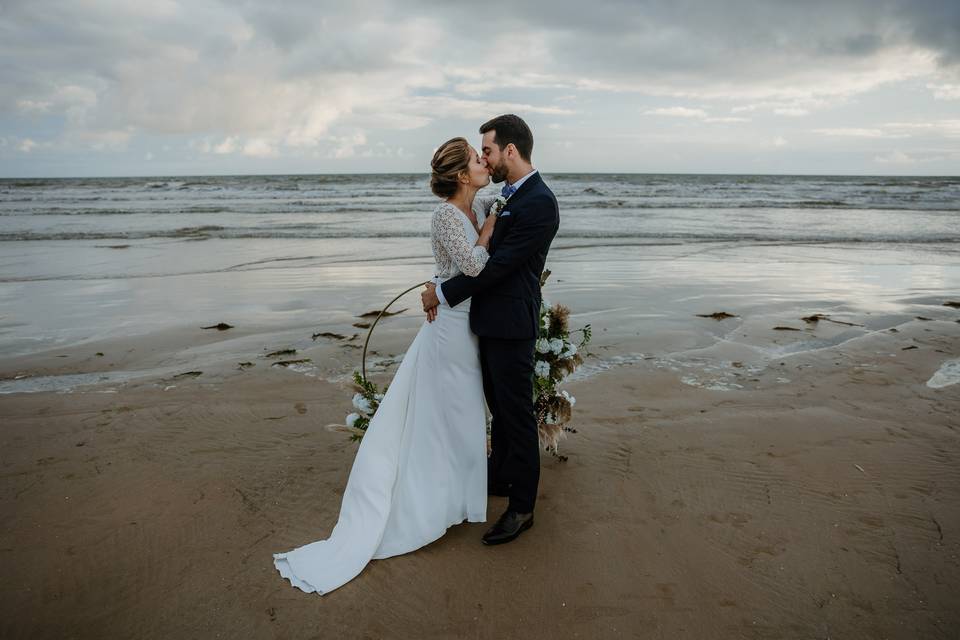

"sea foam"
[927,359,960,389]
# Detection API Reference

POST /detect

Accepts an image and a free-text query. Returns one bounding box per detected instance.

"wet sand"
[2,249,960,638]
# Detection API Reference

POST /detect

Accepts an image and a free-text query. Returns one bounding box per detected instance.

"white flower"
[535,360,551,378]
[352,393,372,414]
[536,338,551,354]
[544,413,557,425]
[346,412,360,428]
[561,389,577,406]
[489,195,509,217]
[374,393,384,401]
[550,338,564,355]
[562,342,578,358]
[542,314,551,331]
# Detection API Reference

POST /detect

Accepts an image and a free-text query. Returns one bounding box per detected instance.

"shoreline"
[3,240,959,366]
[3,247,959,395]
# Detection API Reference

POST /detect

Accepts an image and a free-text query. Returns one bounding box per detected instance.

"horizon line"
[1,170,958,180]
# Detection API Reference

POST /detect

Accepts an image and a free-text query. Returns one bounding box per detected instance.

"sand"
[3,241,960,638]
[2,304,959,638]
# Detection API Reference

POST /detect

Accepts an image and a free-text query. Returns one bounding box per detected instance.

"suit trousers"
[479,335,539,514]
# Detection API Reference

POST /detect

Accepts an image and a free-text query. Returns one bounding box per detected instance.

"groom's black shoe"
[482,509,534,545]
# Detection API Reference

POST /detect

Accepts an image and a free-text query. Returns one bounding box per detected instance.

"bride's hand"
[422,282,440,323]
[476,213,497,249]
[481,212,498,234]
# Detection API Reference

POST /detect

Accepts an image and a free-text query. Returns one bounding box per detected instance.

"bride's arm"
[475,211,497,250]
[432,206,490,277]
[472,197,498,250]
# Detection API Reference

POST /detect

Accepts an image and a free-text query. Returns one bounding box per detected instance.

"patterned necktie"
[501,184,517,198]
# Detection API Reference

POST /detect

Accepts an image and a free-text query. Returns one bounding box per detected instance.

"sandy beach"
[2,240,959,639]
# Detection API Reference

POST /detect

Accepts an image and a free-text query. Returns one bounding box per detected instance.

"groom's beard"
[489,162,508,184]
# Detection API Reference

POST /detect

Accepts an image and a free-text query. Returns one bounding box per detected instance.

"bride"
[273,137,498,594]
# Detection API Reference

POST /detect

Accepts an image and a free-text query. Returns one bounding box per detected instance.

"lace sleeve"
[432,205,489,277]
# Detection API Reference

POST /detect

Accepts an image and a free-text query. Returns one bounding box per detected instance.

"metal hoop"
[361,280,431,380]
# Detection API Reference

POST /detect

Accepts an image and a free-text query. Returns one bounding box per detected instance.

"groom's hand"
[422,282,439,323]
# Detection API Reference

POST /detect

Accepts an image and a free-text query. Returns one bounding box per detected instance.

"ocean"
[2,173,958,244]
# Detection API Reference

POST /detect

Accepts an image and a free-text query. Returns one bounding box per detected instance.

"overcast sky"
[1,0,958,176]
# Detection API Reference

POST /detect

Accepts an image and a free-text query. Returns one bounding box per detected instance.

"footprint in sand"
[708,512,752,528]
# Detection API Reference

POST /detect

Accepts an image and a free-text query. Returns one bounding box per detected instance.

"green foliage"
[345,372,384,441]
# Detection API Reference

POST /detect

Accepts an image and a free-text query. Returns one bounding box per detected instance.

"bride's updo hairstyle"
[430,137,470,199]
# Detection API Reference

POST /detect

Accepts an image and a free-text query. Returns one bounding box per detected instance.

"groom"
[421,114,560,545]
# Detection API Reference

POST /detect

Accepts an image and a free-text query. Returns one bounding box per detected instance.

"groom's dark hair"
[480,114,533,162]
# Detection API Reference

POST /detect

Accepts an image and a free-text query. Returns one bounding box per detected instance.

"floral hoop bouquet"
[533,295,591,454]
[341,270,591,456]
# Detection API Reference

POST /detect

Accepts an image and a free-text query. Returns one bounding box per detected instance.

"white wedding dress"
[273,198,494,595]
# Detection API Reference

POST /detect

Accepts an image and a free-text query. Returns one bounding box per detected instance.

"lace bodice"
[430,196,497,280]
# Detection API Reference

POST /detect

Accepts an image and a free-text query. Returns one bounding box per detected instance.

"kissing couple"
[274,114,560,594]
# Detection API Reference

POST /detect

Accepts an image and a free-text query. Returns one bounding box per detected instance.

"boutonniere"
[489,195,509,217]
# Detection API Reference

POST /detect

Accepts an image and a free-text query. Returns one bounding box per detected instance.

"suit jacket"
[441,172,560,340]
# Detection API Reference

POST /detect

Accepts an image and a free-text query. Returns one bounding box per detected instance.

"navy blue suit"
[441,172,559,513]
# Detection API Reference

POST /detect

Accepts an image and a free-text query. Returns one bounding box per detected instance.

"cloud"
[329,131,367,159]
[810,120,960,140]
[400,96,574,120]
[874,150,917,164]
[13,137,56,153]
[643,107,708,118]
[214,137,239,154]
[810,120,960,148]
[16,99,52,113]
[813,128,892,138]
[704,116,751,123]
[241,138,278,158]
[359,142,408,159]
[883,119,960,138]
[927,83,960,99]
[642,106,750,124]
[71,128,133,151]
[2,0,959,174]
[0,2,452,150]
[431,0,956,108]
